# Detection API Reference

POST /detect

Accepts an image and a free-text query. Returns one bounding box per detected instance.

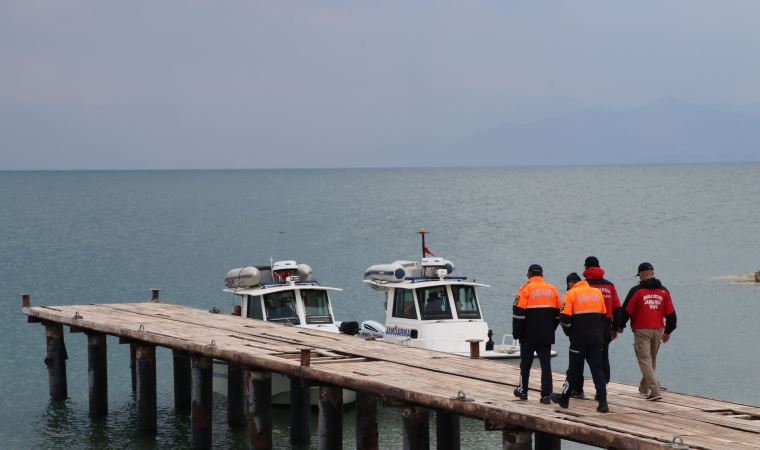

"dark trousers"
[564,343,607,400]
[518,342,553,396]
[574,340,610,393]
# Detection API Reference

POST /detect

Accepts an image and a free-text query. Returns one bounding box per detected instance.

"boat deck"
[23,301,760,450]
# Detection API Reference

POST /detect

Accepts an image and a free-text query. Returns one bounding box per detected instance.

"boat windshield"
[392,288,417,319]
[247,295,264,320]
[263,290,300,325]
[416,286,453,320]
[450,285,481,319]
[302,289,333,324]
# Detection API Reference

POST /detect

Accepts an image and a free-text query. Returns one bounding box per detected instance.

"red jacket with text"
[621,278,677,334]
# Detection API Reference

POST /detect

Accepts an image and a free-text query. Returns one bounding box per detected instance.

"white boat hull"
[212,360,356,405]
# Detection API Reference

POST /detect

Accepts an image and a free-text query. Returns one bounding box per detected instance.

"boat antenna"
[419,228,426,259]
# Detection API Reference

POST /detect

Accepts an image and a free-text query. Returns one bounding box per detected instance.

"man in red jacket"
[620,262,677,401]
[571,256,622,398]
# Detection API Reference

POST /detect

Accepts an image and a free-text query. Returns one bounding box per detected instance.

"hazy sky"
[2,1,759,169]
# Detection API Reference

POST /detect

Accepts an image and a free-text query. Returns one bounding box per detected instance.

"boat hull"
[212,360,356,405]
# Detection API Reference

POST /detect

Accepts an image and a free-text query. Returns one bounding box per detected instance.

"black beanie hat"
[584,256,600,268]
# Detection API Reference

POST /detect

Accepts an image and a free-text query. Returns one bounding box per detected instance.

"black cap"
[584,256,600,268]
[637,262,654,275]
[527,264,543,276]
[566,272,581,284]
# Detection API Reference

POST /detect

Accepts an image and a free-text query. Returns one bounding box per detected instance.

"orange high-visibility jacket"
[560,280,607,345]
[512,276,561,345]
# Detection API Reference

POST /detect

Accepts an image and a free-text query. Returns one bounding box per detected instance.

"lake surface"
[2,165,759,449]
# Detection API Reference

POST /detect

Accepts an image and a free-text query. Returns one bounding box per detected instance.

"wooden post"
[300,348,311,367]
[502,428,532,450]
[402,404,429,450]
[22,293,31,308]
[150,288,160,302]
[173,350,191,413]
[191,355,213,449]
[534,432,561,450]
[318,385,343,450]
[44,322,68,401]
[135,344,157,432]
[87,332,108,416]
[228,364,246,427]
[289,376,311,446]
[356,391,378,450]
[130,342,137,395]
[436,411,460,450]
[466,339,482,359]
[248,370,272,450]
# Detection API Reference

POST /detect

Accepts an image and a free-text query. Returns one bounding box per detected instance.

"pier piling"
[535,431,561,449]
[135,343,157,432]
[502,427,532,450]
[436,410,460,450]
[318,385,343,450]
[289,376,311,446]
[129,342,137,395]
[172,350,192,413]
[227,364,246,427]
[355,391,378,450]
[191,355,213,449]
[44,322,68,401]
[87,332,108,416]
[402,404,430,450]
[248,370,273,450]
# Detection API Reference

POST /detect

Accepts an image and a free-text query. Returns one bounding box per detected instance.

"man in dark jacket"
[620,262,677,401]
[512,264,562,404]
[552,273,609,412]
[571,256,622,397]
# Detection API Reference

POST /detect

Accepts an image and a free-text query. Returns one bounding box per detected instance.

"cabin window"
[451,285,481,319]
[392,289,417,319]
[417,286,453,320]
[247,295,264,320]
[263,290,300,325]
[303,289,333,324]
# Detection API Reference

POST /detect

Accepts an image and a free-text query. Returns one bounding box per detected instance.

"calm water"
[2,165,760,449]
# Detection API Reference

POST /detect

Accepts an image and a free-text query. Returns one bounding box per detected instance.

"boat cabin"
[223,261,342,331]
[363,258,495,355]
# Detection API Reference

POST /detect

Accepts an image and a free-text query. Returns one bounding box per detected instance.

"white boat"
[213,260,356,404]
[360,231,557,359]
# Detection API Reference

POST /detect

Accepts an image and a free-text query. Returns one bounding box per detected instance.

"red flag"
[423,246,435,257]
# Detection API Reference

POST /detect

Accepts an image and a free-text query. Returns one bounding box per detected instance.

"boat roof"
[363,278,490,289]
[224,283,343,296]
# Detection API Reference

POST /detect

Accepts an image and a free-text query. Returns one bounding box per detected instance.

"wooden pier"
[22,294,760,450]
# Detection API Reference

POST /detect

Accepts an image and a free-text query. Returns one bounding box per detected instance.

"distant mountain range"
[444,98,760,167]
[2,96,759,169]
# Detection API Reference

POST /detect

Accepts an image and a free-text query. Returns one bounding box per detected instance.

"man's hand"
[662,333,670,343]
[610,330,619,341]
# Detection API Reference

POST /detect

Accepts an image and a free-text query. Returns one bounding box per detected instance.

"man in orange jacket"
[552,272,609,413]
[512,264,562,404]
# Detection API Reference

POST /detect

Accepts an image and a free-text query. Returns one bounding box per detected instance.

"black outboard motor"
[339,321,360,336]
[485,329,494,351]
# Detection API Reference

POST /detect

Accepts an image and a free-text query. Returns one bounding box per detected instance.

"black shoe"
[570,391,585,399]
[550,393,569,409]
[540,395,551,405]
[597,399,609,413]
[645,394,662,401]
[513,388,527,401]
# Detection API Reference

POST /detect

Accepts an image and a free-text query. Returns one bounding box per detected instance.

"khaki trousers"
[633,328,664,396]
